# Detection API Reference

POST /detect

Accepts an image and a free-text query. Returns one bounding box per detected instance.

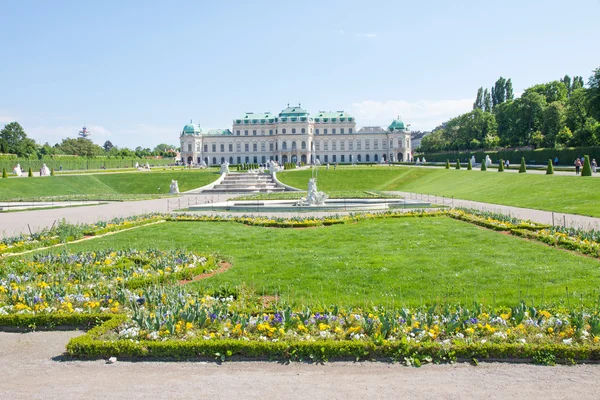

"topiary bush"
[445,159,450,169]
[546,159,554,175]
[481,159,487,171]
[582,155,592,176]
[519,157,527,173]
[50,167,55,176]
[455,159,460,170]
[28,167,33,177]
[467,158,472,170]
[498,160,504,172]
[2,167,7,178]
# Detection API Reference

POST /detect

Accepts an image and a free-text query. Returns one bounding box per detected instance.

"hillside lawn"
[0,169,220,200]
[59,217,600,308]
[278,166,600,217]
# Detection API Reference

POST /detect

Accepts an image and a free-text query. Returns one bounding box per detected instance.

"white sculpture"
[422,157,426,163]
[200,160,207,168]
[220,161,230,174]
[169,180,180,194]
[40,164,51,176]
[416,157,421,165]
[314,158,321,166]
[470,156,476,166]
[296,178,328,206]
[135,162,139,169]
[145,162,151,169]
[268,160,284,174]
[13,164,22,177]
[485,155,492,167]
[326,163,330,170]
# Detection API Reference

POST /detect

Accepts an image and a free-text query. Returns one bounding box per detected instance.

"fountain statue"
[220,161,230,174]
[470,155,476,166]
[485,155,492,167]
[145,162,151,169]
[296,178,328,206]
[200,160,207,168]
[40,163,51,176]
[268,160,284,174]
[169,180,180,194]
[13,163,22,177]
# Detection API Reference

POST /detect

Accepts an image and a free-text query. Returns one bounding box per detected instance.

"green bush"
[498,160,504,172]
[467,158,472,170]
[481,159,487,171]
[546,159,554,175]
[519,157,527,173]
[28,167,33,177]
[50,167,55,176]
[1,167,6,178]
[455,159,460,170]
[582,155,592,177]
[445,159,450,169]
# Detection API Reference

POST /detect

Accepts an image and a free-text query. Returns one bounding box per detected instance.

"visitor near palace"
[574,158,582,175]
[592,158,597,173]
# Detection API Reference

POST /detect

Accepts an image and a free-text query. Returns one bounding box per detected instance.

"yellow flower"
[547,327,554,334]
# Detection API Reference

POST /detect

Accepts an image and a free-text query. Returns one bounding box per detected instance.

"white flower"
[563,338,573,345]
[518,338,526,344]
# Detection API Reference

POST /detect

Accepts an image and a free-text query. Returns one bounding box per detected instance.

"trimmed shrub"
[1,167,6,178]
[582,155,592,176]
[498,160,504,172]
[455,159,460,169]
[481,159,487,171]
[50,167,55,176]
[467,158,472,170]
[445,159,450,169]
[28,167,33,177]
[546,159,554,175]
[519,157,527,173]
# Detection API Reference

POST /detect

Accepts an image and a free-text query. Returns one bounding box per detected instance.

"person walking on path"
[575,158,582,175]
[592,159,598,173]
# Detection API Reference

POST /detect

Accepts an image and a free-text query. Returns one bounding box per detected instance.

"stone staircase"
[202,172,286,193]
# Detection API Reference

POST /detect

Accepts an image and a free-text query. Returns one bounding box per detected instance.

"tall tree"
[566,88,589,133]
[0,122,38,157]
[491,86,497,109]
[542,102,566,147]
[483,89,492,112]
[494,77,507,105]
[572,76,584,92]
[505,78,514,101]
[562,75,572,96]
[56,138,103,157]
[587,67,600,121]
[473,87,484,110]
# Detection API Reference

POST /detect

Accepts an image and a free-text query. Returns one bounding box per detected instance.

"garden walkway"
[1,331,599,400]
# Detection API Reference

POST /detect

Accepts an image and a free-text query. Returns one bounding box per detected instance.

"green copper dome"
[182,120,201,135]
[388,117,406,131]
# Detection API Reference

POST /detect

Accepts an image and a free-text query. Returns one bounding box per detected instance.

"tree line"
[419,66,600,153]
[0,122,177,158]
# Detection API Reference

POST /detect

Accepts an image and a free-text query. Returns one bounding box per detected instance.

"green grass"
[278,166,600,216]
[0,169,220,200]
[60,217,600,307]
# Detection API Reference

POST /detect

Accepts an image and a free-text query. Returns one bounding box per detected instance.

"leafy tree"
[566,88,589,133]
[572,76,584,92]
[103,140,114,152]
[473,87,484,110]
[524,81,567,104]
[56,138,103,157]
[483,89,492,112]
[587,67,600,121]
[530,131,544,148]
[154,143,177,155]
[491,86,497,109]
[542,102,565,147]
[572,118,600,146]
[0,122,38,157]
[505,79,514,101]
[556,126,573,147]
[562,75,572,96]
[494,77,507,105]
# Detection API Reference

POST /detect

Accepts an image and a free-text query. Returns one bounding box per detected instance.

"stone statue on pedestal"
[169,180,180,194]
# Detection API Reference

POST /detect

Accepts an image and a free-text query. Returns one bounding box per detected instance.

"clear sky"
[1,0,599,149]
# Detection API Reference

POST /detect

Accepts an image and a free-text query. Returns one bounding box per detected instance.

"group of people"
[574,156,598,174]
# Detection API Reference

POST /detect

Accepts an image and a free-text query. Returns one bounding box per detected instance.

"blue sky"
[1,0,599,149]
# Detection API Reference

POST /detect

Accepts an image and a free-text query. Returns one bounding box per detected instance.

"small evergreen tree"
[467,158,472,170]
[519,157,527,173]
[28,167,33,177]
[582,155,592,176]
[546,159,554,175]
[481,159,487,171]
[445,159,450,169]
[50,167,55,176]
[498,160,504,172]
[455,159,461,169]
[2,167,7,178]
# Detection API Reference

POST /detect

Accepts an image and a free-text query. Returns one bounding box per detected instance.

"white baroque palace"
[179,104,411,166]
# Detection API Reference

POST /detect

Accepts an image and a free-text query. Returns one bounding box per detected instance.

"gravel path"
[0,331,599,400]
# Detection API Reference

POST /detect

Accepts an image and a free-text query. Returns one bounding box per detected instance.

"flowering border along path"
[2,211,600,364]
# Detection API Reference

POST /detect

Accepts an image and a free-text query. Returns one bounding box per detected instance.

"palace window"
[220,144,225,152]
[262,156,266,163]
[236,143,241,152]
[324,141,329,151]
[253,156,258,163]
[301,141,306,150]
[261,142,266,151]
[244,130,248,136]
[187,144,192,152]
[332,155,337,163]
[204,144,208,152]
[282,142,287,150]
[341,155,345,162]
[323,128,328,135]
[315,128,319,135]
[324,155,328,163]
[269,142,274,151]
[282,129,287,134]
[269,129,273,135]
[332,141,337,151]
[253,143,257,151]
[349,141,353,150]
[341,141,345,150]
[349,128,353,134]
[357,141,362,150]
[301,128,305,134]
[245,143,249,152]
[374,141,378,150]
[236,130,240,136]
[365,140,370,150]
[315,141,320,151]
[332,128,336,134]
[340,128,344,134]
[253,130,257,136]
[292,128,296,134]
[291,141,297,150]
[237,157,241,164]
[196,143,201,151]
[212,157,217,164]
[229,143,233,152]
[212,144,216,152]
[245,156,249,163]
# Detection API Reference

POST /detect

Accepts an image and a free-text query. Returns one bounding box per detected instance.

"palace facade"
[179,104,411,166]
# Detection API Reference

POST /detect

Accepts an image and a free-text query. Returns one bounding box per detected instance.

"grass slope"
[62,218,599,307]
[0,170,220,199]
[278,167,600,216]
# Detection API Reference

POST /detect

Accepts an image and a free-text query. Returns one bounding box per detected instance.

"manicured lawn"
[278,167,600,216]
[63,217,600,307]
[0,169,220,199]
